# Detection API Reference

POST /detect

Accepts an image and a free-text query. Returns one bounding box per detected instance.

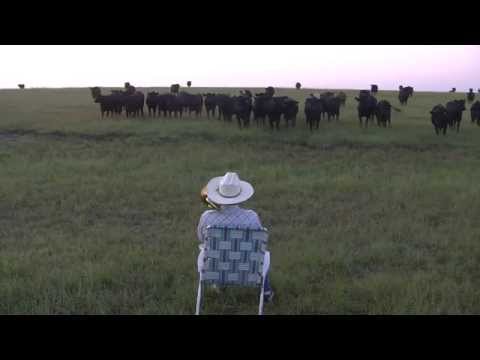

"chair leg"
[258,277,265,315]
[195,281,203,315]
[258,251,270,315]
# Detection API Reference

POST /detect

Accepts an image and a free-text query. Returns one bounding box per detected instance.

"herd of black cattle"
[89,84,480,135]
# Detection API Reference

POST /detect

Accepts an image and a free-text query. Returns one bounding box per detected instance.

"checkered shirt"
[197,205,263,245]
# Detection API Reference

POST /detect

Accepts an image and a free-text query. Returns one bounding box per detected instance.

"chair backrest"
[201,226,268,287]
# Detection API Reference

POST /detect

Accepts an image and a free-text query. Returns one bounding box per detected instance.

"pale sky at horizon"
[0,45,479,92]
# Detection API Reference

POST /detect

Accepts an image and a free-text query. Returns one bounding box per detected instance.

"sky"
[0,45,479,92]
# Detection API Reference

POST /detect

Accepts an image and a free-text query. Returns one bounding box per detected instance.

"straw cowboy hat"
[206,172,254,205]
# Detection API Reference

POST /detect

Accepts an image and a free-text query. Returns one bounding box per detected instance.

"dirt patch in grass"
[0,129,134,142]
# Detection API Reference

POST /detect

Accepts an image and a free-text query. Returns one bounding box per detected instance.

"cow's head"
[90,87,101,100]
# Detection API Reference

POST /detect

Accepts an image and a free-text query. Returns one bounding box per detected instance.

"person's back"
[196,172,273,302]
[197,205,262,243]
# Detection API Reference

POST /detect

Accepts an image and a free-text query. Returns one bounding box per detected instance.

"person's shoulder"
[240,206,257,214]
[242,208,260,218]
[200,209,218,218]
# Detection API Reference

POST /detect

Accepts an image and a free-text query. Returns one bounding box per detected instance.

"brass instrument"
[200,186,219,210]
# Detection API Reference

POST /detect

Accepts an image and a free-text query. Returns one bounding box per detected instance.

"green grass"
[1,87,479,314]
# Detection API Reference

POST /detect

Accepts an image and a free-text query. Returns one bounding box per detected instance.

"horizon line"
[1,85,476,94]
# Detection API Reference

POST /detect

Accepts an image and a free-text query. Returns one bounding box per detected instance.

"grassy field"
[0,87,479,314]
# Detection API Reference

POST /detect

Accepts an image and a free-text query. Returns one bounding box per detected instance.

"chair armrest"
[197,248,205,273]
[262,251,270,277]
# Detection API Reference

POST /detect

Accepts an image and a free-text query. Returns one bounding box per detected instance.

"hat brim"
[206,176,254,205]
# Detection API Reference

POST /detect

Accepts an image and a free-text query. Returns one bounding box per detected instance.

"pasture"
[1,87,479,314]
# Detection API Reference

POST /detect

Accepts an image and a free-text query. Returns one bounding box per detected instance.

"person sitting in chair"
[197,172,274,303]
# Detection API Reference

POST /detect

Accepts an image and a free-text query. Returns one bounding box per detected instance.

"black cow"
[95,95,116,118]
[282,98,299,127]
[398,86,413,105]
[178,92,203,117]
[470,101,480,126]
[170,94,184,118]
[203,93,217,118]
[467,89,475,103]
[430,104,448,135]
[146,91,159,116]
[233,94,252,129]
[319,92,335,119]
[109,90,126,115]
[304,95,324,131]
[375,100,400,127]
[156,94,174,117]
[90,87,116,118]
[257,96,297,130]
[155,93,175,118]
[189,95,203,117]
[449,88,456,93]
[253,93,270,127]
[90,86,101,99]
[90,87,144,118]
[355,91,377,128]
[324,96,341,122]
[124,91,144,118]
[124,84,136,96]
[265,86,275,97]
[217,95,234,122]
[264,97,285,130]
[445,99,466,132]
[371,84,378,94]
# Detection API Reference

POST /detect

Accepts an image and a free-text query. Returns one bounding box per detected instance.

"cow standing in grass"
[170,94,184,118]
[282,98,299,128]
[189,94,203,117]
[430,104,449,135]
[255,96,298,131]
[146,92,159,116]
[216,95,234,122]
[253,93,270,127]
[233,92,253,129]
[445,99,466,133]
[178,92,203,117]
[90,87,116,118]
[470,101,480,126]
[304,95,323,131]
[203,93,217,118]
[124,91,145,118]
[355,90,377,128]
[110,90,125,115]
[324,95,341,122]
[375,100,400,127]
[398,86,413,105]
[265,97,284,130]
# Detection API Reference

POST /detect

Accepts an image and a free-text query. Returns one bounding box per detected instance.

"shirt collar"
[220,205,240,211]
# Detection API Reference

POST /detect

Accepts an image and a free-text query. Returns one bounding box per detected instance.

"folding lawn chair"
[196,225,270,315]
